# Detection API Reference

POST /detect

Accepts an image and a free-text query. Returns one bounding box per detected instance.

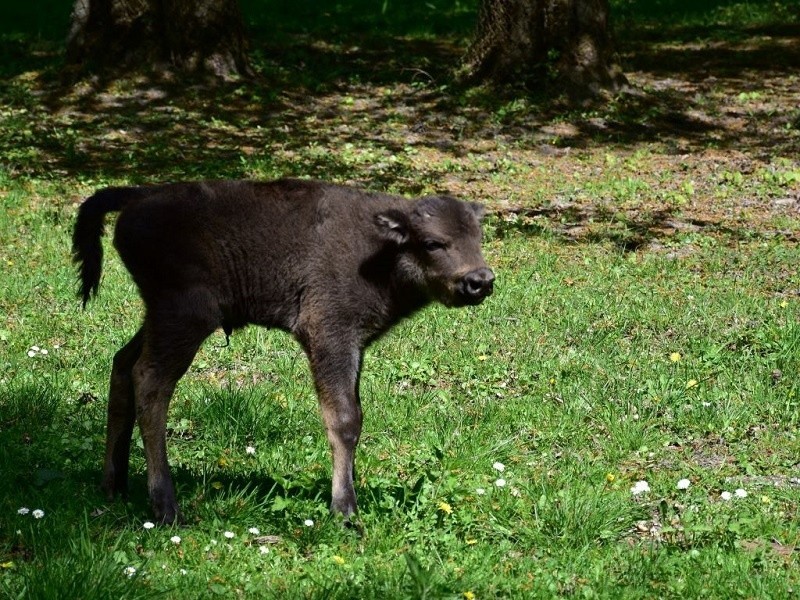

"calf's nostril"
[464,268,495,297]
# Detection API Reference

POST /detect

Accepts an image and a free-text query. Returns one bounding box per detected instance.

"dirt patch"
[3,21,800,247]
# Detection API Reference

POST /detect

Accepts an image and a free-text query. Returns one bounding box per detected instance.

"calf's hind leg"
[102,328,144,500]
[134,301,219,524]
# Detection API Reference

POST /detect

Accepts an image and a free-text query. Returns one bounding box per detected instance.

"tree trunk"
[66,0,251,80]
[459,0,627,98]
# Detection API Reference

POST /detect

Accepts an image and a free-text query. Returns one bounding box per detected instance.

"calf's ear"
[376,210,410,245]
[469,202,486,221]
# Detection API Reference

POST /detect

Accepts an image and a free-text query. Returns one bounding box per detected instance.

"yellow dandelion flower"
[686,379,698,389]
[780,300,788,308]
[211,481,223,490]
[464,592,476,600]
[477,355,488,361]
[438,501,453,515]
[670,352,681,363]
[332,555,345,565]
[466,539,478,545]
[605,473,616,483]
[761,495,771,504]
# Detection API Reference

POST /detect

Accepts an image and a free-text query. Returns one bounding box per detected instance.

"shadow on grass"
[1,5,798,249]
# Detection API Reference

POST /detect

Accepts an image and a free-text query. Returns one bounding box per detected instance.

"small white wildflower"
[492,462,505,472]
[259,545,270,554]
[631,480,650,495]
[123,566,136,577]
[303,519,314,527]
[32,509,44,519]
[223,531,235,539]
[510,486,521,497]
[735,488,748,498]
[475,488,486,495]
[494,478,507,488]
[701,401,712,408]
[40,349,48,355]
[31,346,39,352]
[245,445,256,455]
[27,350,36,358]
[17,507,30,515]
[170,535,181,544]
[248,527,260,535]
[677,478,691,490]
[180,569,187,575]
[720,491,732,501]
[143,521,155,530]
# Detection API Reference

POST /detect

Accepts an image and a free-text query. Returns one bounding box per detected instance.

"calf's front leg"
[307,343,363,518]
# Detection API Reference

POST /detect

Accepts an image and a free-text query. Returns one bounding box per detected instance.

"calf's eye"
[424,240,446,252]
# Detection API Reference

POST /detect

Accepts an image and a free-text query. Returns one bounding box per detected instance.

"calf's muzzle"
[459,267,495,304]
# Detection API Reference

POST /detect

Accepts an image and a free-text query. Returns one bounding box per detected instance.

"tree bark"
[66,0,251,80]
[459,0,627,98]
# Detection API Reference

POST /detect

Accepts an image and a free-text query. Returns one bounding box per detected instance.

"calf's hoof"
[101,470,127,501]
[150,489,182,525]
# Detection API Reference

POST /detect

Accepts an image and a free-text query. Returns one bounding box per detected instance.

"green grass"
[2,0,800,597]
[1,174,799,598]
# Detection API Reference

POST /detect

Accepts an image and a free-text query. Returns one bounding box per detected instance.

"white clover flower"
[32,509,44,519]
[170,535,181,544]
[180,569,188,575]
[735,488,748,498]
[720,491,732,501]
[631,480,650,495]
[123,566,137,578]
[259,545,270,554]
[17,507,30,515]
[494,478,507,488]
[40,349,48,355]
[677,478,691,490]
[245,446,256,455]
[492,462,505,472]
[303,519,314,527]
[248,527,260,535]
[27,350,36,358]
[223,531,235,539]
[475,488,486,496]
[143,521,155,530]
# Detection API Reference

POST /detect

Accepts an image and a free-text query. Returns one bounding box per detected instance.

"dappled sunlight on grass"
[2,0,800,596]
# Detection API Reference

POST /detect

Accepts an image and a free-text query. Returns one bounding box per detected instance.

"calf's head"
[377,195,495,306]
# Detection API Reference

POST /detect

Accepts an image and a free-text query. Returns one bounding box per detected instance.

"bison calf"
[73,178,494,524]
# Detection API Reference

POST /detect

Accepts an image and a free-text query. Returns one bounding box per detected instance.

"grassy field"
[2,1,800,598]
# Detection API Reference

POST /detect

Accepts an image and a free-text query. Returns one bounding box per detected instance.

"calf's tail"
[72,186,144,307]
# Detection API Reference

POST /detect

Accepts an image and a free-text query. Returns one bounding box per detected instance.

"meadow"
[1,0,799,597]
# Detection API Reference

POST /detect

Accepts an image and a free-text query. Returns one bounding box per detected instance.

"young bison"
[73,178,494,524]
